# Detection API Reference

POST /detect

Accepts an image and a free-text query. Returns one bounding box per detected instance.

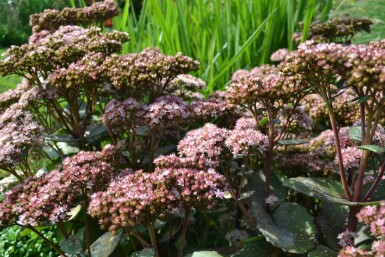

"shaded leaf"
[43,134,78,142]
[251,202,317,254]
[316,203,348,250]
[238,191,255,200]
[307,244,337,257]
[358,145,385,154]
[131,248,155,257]
[134,126,151,136]
[231,237,273,257]
[84,123,107,144]
[154,145,177,158]
[60,235,83,254]
[88,230,123,257]
[283,177,354,206]
[244,172,286,206]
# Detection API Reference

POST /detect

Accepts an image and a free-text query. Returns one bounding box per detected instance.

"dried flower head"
[104,48,199,100]
[88,167,226,233]
[0,108,43,168]
[30,0,119,33]
[0,145,116,226]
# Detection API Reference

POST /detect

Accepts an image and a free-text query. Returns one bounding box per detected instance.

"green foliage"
[0,0,68,47]
[0,226,57,257]
[251,202,317,254]
[0,48,21,93]
[116,0,332,92]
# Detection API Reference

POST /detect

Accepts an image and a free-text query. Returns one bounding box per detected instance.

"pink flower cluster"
[102,98,141,134]
[226,64,306,107]
[143,96,189,129]
[0,145,116,226]
[154,153,218,170]
[225,127,268,158]
[177,123,230,161]
[30,0,119,33]
[339,203,385,257]
[188,91,242,126]
[0,108,43,168]
[104,48,199,100]
[0,26,128,82]
[47,52,106,89]
[280,41,348,84]
[88,167,226,233]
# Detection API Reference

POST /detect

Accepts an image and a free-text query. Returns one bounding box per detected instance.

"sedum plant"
[3,1,385,257]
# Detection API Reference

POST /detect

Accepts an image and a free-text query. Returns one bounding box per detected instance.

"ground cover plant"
[2,1,385,257]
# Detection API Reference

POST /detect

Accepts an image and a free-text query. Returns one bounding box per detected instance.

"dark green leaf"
[244,172,286,206]
[134,126,151,136]
[307,244,337,257]
[283,177,355,206]
[131,248,155,257]
[351,95,372,104]
[60,235,83,254]
[84,123,107,143]
[316,203,348,250]
[358,145,385,154]
[88,230,123,257]
[43,134,78,142]
[231,238,273,257]
[154,145,177,157]
[251,202,317,254]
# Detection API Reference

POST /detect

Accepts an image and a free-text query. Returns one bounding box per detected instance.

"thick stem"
[352,151,369,201]
[325,102,352,200]
[131,230,151,248]
[264,117,275,199]
[362,160,385,201]
[347,206,361,232]
[178,206,191,257]
[83,191,92,257]
[26,225,68,257]
[148,135,156,172]
[222,168,256,227]
[148,222,160,257]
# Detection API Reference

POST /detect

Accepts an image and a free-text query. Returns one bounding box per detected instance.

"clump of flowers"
[225,127,268,158]
[187,91,242,128]
[88,167,226,233]
[30,0,119,33]
[0,145,116,227]
[154,154,218,170]
[0,107,43,179]
[293,18,372,44]
[143,96,189,129]
[102,98,142,135]
[177,123,230,162]
[338,203,385,256]
[270,48,289,62]
[104,48,199,101]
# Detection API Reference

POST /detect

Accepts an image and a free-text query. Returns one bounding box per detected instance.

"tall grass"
[109,0,332,92]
